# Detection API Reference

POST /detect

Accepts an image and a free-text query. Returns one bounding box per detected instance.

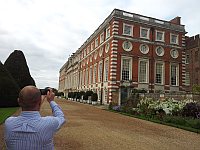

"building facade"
[59,9,186,105]
[185,34,200,91]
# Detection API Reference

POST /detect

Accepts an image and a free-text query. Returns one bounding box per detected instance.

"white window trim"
[98,61,103,82]
[170,63,179,86]
[138,58,149,83]
[155,46,165,56]
[95,38,98,48]
[122,41,133,52]
[106,27,110,39]
[140,27,150,39]
[155,30,165,42]
[185,72,190,86]
[120,56,132,81]
[104,58,109,82]
[139,44,149,54]
[123,23,133,36]
[185,54,189,64]
[170,33,179,45]
[93,63,97,83]
[100,33,104,44]
[91,42,94,51]
[155,61,165,85]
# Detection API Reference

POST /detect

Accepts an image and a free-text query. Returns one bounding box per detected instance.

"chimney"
[170,16,181,25]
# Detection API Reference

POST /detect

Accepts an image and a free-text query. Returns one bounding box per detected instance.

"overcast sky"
[0,0,199,89]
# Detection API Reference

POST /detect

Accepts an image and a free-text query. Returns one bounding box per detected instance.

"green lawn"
[0,107,19,124]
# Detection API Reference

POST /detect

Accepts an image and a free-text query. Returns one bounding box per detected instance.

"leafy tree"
[4,50,35,89]
[0,61,20,107]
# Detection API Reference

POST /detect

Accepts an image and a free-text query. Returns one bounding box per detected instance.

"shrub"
[0,61,20,107]
[182,102,200,118]
[91,93,98,101]
[83,91,93,100]
[4,50,35,89]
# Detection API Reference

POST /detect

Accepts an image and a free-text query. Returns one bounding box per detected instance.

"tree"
[4,50,35,89]
[0,61,20,107]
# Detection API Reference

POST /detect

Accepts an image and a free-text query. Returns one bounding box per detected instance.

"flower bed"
[109,97,200,133]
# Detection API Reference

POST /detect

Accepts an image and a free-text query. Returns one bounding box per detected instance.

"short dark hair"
[19,89,41,109]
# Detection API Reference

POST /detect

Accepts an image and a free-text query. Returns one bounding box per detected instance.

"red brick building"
[185,34,200,92]
[59,9,186,105]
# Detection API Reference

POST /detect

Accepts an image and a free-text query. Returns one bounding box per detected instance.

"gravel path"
[1,99,200,150]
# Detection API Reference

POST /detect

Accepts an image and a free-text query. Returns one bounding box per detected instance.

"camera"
[39,88,50,95]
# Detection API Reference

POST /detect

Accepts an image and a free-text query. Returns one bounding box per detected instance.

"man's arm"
[46,89,66,130]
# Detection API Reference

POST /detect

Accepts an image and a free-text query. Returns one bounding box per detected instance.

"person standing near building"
[4,86,66,150]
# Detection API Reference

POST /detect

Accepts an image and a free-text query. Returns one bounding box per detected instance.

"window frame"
[106,27,110,39]
[121,56,132,81]
[100,33,104,44]
[155,46,165,56]
[122,41,133,52]
[170,33,179,45]
[95,38,99,48]
[155,30,165,42]
[155,62,164,85]
[138,59,149,83]
[104,58,109,82]
[170,63,179,86]
[140,27,150,39]
[98,61,103,82]
[140,44,149,54]
[123,23,133,36]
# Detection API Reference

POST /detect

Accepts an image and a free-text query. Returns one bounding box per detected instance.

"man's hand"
[46,88,55,103]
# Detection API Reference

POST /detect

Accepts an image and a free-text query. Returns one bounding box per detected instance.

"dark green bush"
[4,50,35,89]
[91,93,98,101]
[0,61,20,107]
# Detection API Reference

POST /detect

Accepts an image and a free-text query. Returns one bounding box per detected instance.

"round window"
[122,41,132,51]
[155,46,164,56]
[140,44,149,54]
[94,51,98,60]
[105,43,110,53]
[99,47,103,57]
[170,49,179,58]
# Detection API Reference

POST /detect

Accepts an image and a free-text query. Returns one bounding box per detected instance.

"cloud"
[0,0,200,88]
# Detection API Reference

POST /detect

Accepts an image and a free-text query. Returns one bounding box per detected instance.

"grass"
[0,107,19,124]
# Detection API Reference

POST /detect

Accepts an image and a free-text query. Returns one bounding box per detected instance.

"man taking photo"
[4,86,66,149]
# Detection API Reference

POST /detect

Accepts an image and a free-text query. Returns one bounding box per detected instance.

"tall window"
[106,27,110,39]
[89,67,93,84]
[156,30,165,41]
[93,65,97,83]
[80,71,82,86]
[186,54,189,64]
[83,69,85,85]
[121,58,131,81]
[85,68,88,85]
[140,27,150,39]
[98,62,103,82]
[155,62,164,84]
[123,23,133,36]
[139,60,148,83]
[171,64,179,86]
[104,59,109,81]
[185,72,190,85]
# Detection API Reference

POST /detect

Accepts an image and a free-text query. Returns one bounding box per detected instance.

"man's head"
[18,86,42,111]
